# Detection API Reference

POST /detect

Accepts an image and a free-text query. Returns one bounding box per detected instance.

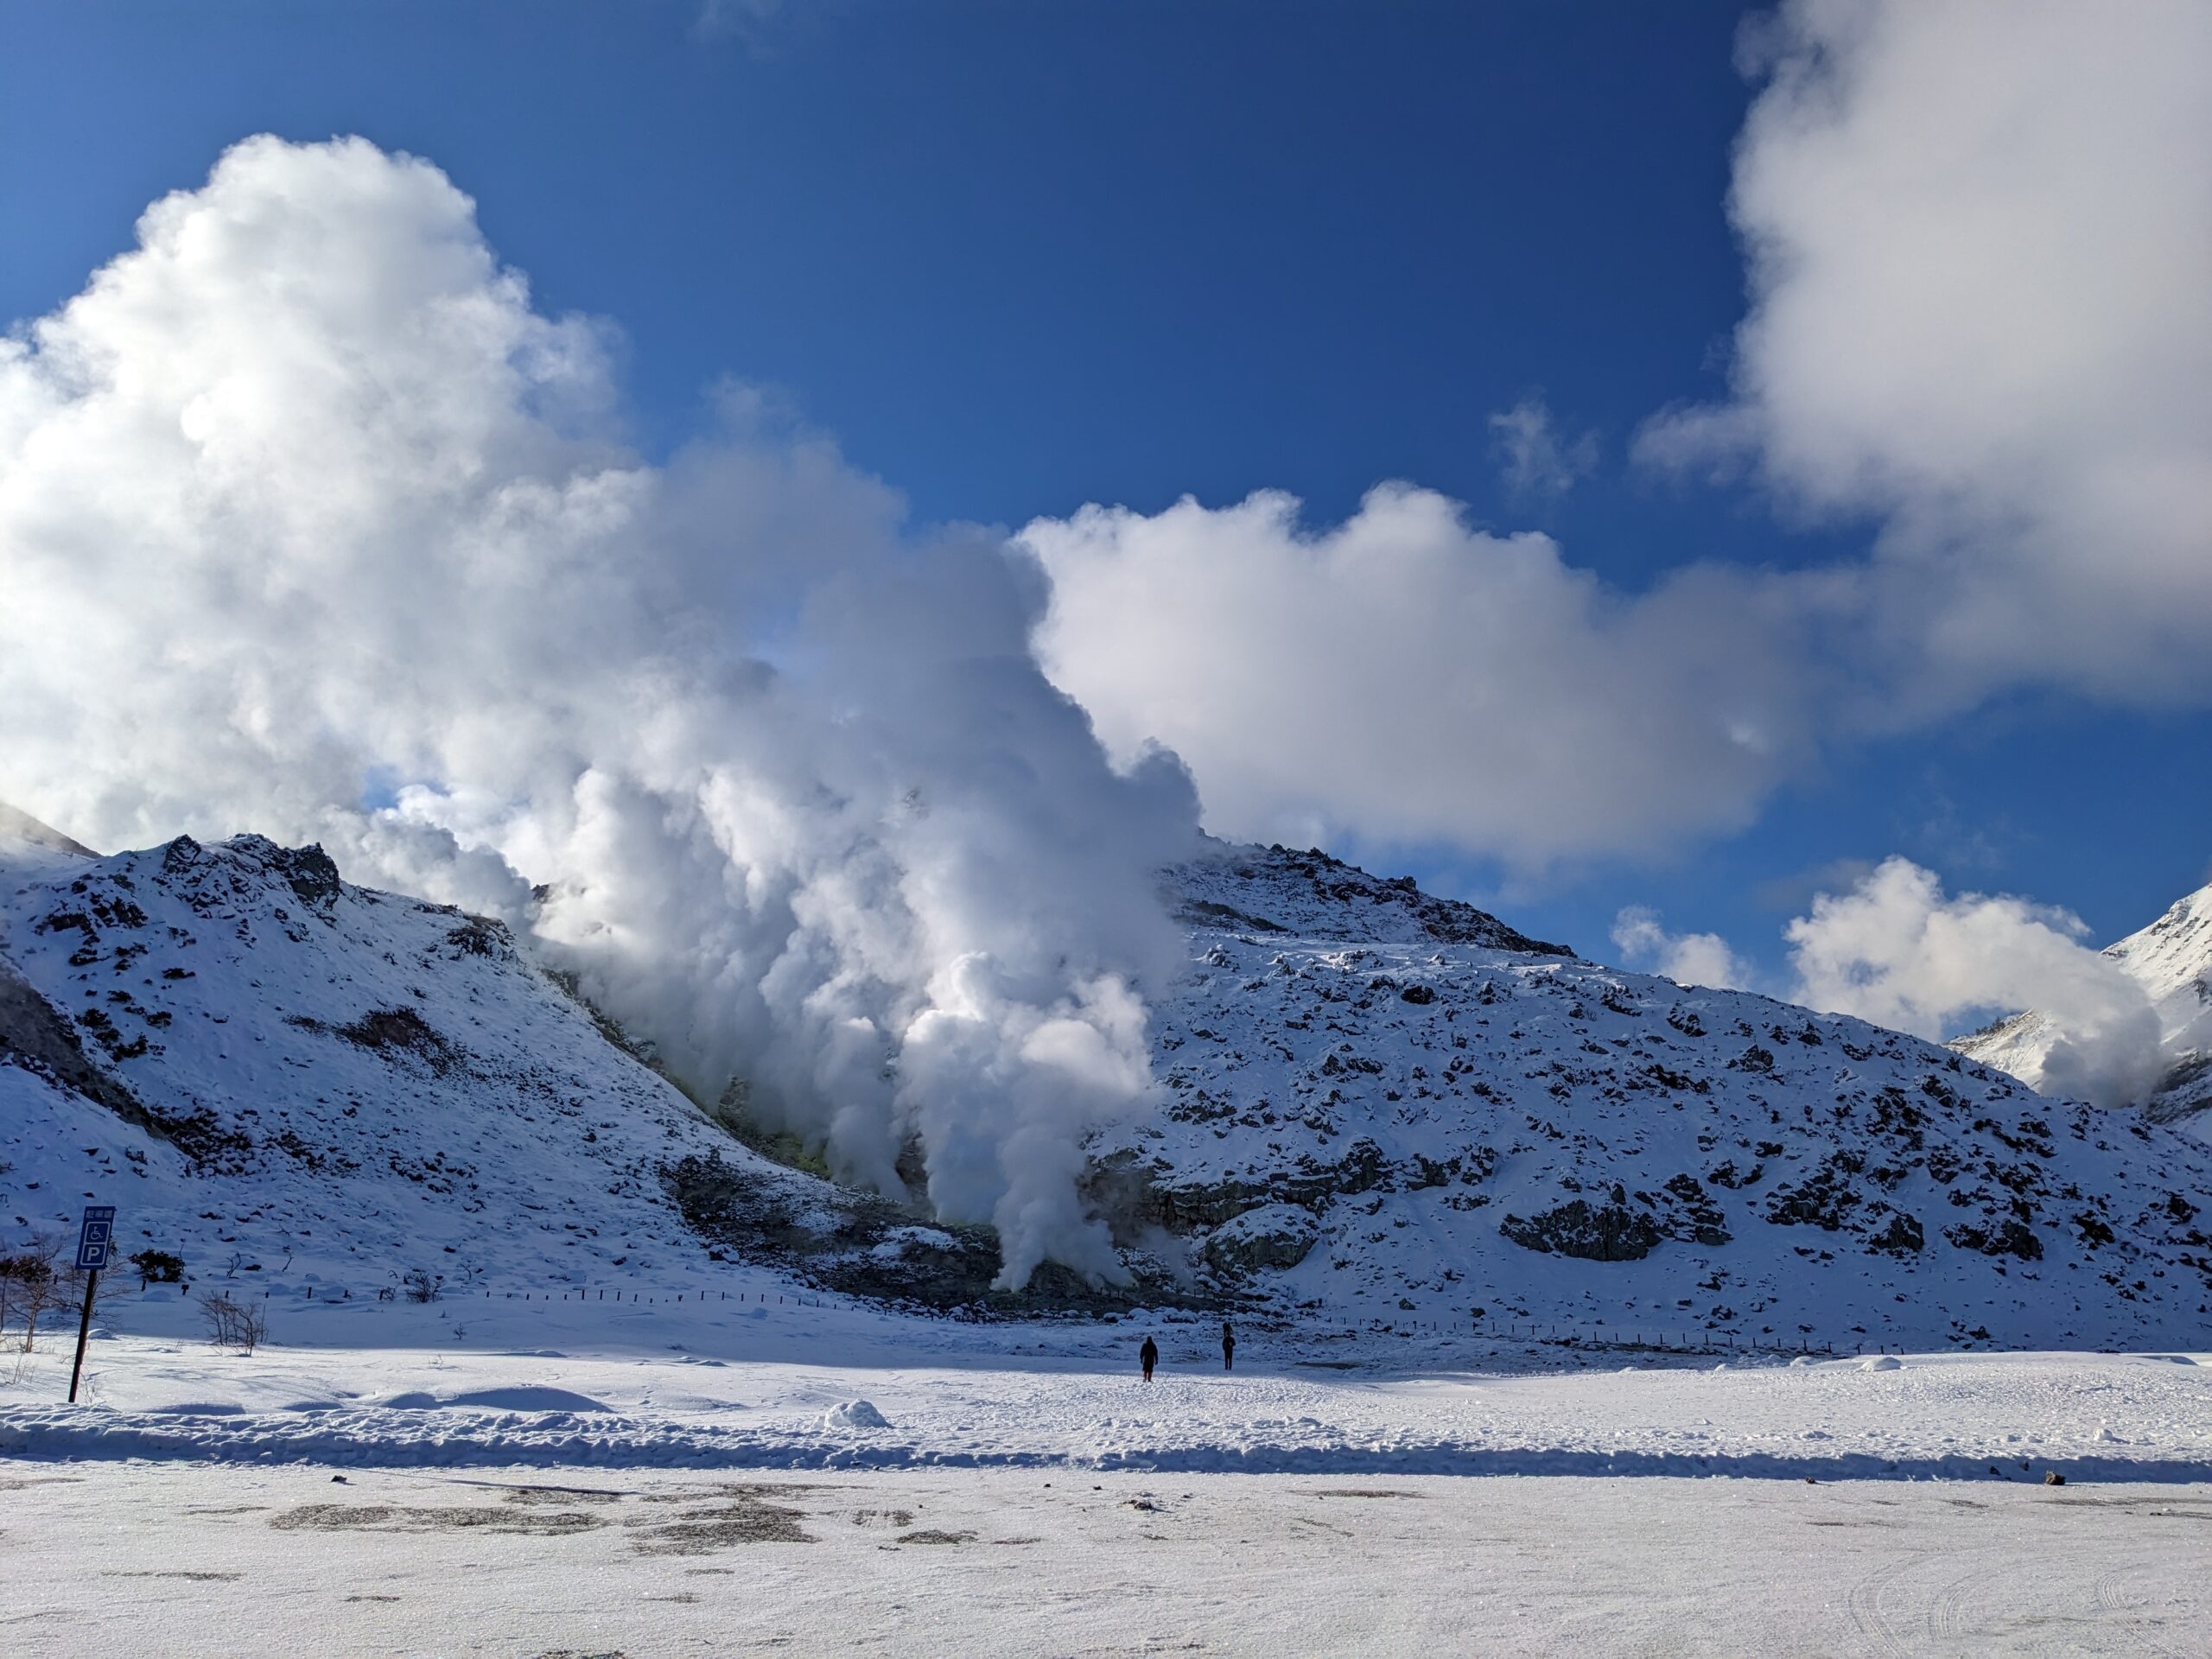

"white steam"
[0,135,1201,1288]
[1781,859,2161,1109]
[1609,907,1754,993]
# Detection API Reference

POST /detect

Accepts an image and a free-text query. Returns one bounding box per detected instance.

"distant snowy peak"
[1954,878,2212,1128]
[1170,841,1572,957]
[2111,881,2212,1007]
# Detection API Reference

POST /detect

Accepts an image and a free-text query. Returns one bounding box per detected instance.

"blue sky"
[3,0,2206,988]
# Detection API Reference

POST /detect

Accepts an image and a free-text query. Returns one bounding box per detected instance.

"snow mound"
[371,1387,607,1413]
[443,1387,609,1414]
[1861,1356,1904,1372]
[822,1399,892,1431]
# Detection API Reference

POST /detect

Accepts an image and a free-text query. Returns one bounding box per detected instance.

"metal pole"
[67,1267,99,1404]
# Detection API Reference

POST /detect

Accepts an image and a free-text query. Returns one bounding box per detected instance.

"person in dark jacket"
[1140,1335,1159,1381]
[1221,1320,1236,1372]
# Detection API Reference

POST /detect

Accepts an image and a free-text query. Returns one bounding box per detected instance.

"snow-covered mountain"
[0,816,1161,1313]
[5,818,2207,1348]
[1093,842,2211,1349]
[0,820,848,1299]
[1953,880,2212,1135]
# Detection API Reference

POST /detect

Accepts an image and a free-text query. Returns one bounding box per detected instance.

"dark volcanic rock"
[1500,1198,1664,1262]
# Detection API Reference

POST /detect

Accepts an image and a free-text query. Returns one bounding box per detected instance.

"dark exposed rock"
[1661,1173,1732,1246]
[1500,1198,1663,1262]
[1946,1218,2044,1261]
[286,1007,464,1075]
[1136,1138,1395,1232]
[1707,1160,1764,1189]
[1202,1204,1320,1274]
[1175,898,1290,934]
[1867,1212,1925,1255]
[269,842,343,911]
[2073,1211,2117,1248]
[662,1151,1212,1315]
[442,917,513,959]
[1764,1154,1865,1231]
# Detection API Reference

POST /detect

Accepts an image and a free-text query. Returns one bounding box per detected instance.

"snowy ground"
[3,1291,2209,1654]
[9,1463,2209,1656]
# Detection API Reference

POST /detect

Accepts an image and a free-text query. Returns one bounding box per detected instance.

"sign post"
[67,1205,114,1406]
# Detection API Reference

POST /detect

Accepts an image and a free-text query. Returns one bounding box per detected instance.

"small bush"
[201,1292,269,1354]
[400,1268,443,1304]
[130,1249,186,1286]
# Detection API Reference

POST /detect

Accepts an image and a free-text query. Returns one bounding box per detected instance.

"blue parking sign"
[75,1205,116,1272]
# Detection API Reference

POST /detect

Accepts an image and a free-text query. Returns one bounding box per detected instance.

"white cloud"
[0,136,1201,1288]
[1488,395,1597,501]
[1781,858,2160,1108]
[1031,3,2209,874]
[1642,0,2212,712]
[1023,485,1825,867]
[1610,906,1754,992]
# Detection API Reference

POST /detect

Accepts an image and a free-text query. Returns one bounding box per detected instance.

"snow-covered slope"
[1092,843,2212,1350]
[0,828,844,1295]
[6,824,2208,1350]
[1954,880,2212,1135]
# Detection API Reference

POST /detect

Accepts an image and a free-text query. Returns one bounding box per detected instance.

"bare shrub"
[400,1268,443,1304]
[202,1292,269,1355]
[0,1232,66,1353]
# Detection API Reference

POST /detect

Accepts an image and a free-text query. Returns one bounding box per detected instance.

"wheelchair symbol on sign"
[75,1205,116,1271]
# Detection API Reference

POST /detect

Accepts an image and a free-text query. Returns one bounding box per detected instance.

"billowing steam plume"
[0,136,1200,1287]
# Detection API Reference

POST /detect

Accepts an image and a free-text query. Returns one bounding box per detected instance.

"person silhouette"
[1221,1320,1236,1372]
[1140,1334,1159,1382]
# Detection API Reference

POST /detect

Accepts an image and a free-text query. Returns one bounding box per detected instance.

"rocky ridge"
[1091,843,2212,1348]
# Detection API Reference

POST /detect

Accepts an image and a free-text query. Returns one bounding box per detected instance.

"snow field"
[4,1295,2209,1655]
[3,1291,2208,1484]
[3,1461,2207,1657]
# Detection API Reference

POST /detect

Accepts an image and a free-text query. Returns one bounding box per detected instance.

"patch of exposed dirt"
[269,1503,605,1537]
[626,1487,813,1554]
[505,1485,624,1507]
